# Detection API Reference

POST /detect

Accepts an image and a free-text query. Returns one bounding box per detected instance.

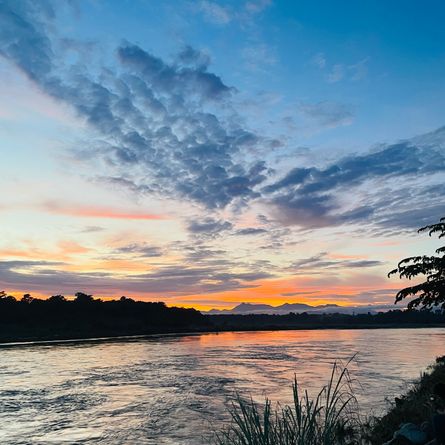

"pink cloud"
[43,201,166,220]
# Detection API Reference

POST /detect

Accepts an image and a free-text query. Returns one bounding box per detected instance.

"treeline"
[208,309,445,330]
[1,291,445,343]
[0,291,210,342]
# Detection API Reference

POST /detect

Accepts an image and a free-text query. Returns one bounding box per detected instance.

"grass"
[214,360,363,445]
[214,356,445,445]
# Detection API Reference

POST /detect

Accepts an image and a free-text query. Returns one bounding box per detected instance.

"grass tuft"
[214,360,363,445]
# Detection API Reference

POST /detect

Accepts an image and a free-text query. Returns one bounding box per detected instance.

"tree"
[48,294,66,303]
[21,293,34,304]
[74,292,94,303]
[389,217,445,310]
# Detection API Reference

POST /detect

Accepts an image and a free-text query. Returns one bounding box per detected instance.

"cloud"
[235,227,268,236]
[290,252,384,274]
[187,217,233,237]
[370,204,445,235]
[79,226,105,233]
[0,1,267,210]
[298,101,354,128]
[349,57,369,81]
[245,0,272,14]
[281,291,321,297]
[42,202,166,220]
[117,43,232,101]
[195,0,272,25]
[0,1,54,82]
[242,43,277,71]
[322,58,369,83]
[177,45,211,69]
[264,130,445,228]
[0,259,273,296]
[326,64,345,83]
[0,1,443,239]
[114,243,163,258]
[197,1,232,24]
[310,52,326,69]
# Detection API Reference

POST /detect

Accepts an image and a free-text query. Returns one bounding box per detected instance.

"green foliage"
[214,361,362,445]
[389,216,445,309]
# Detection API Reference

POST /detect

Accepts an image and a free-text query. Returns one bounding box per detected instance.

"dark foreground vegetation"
[0,291,210,342]
[365,355,445,444]
[215,360,361,445]
[214,356,445,445]
[1,290,445,343]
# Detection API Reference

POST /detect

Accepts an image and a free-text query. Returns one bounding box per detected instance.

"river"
[0,328,444,444]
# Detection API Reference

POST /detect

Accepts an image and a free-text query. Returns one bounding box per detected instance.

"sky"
[0,0,444,310]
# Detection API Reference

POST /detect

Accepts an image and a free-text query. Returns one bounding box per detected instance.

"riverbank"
[1,306,445,344]
[364,355,445,444]
[214,354,445,445]
[1,322,445,346]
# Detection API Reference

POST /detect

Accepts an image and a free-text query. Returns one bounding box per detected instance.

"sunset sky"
[1,0,444,310]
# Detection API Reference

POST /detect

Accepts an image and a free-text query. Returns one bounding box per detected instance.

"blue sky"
[0,0,444,309]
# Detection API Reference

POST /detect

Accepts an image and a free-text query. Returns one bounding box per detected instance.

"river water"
[0,328,444,444]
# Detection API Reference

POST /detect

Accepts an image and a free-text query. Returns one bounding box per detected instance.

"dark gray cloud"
[177,45,211,70]
[369,204,445,236]
[235,227,268,236]
[114,243,163,258]
[117,43,231,101]
[266,139,445,196]
[0,1,54,81]
[290,252,384,274]
[0,259,272,296]
[0,260,112,292]
[79,225,105,233]
[187,217,233,237]
[281,290,321,297]
[264,130,445,228]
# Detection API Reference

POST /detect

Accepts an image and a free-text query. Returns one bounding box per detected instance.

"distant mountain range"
[204,302,397,315]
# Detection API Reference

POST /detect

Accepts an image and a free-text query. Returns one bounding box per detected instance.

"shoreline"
[366,355,445,444]
[1,322,444,348]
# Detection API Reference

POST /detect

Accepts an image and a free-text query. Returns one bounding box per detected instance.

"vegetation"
[214,361,361,445]
[364,355,445,444]
[0,291,210,342]
[215,356,445,445]
[1,290,445,343]
[389,216,445,310]
[208,310,445,331]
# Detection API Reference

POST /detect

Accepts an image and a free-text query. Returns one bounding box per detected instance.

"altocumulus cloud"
[0,0,444,236]
[0,0,266,211]
[187,217,233,237]
[263,129,445,229]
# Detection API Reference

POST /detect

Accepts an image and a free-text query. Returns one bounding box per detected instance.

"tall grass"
[214,361,362,445]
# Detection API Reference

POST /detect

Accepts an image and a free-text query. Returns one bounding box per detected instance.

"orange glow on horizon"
[1,274,397,310]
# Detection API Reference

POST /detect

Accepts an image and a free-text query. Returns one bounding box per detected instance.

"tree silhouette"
[74,292,94,303]
[389,216,445,310]
[48,294,66,303]
[21,294,33,304]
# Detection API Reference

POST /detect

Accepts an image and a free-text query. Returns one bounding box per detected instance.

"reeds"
[214,361,362,445]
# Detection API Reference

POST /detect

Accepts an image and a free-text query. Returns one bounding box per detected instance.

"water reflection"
[0,328,444,444]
